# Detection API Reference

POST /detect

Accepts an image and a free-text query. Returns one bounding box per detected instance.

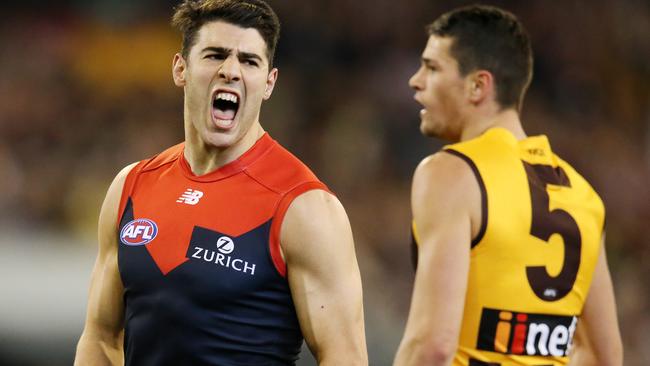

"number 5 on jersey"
[522,162,581,301]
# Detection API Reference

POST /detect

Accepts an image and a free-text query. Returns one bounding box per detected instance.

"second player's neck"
[184,124,265,176]
[460,109,527,142]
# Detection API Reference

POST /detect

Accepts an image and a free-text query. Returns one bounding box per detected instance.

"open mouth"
[212,91,240,129]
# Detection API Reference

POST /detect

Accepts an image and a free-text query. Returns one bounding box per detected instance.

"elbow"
[316,342,368,366]
[573,337,623,366]
[591,355,623,366]
[318,354,367,366]
[593,334,623,366]
[397,335,457,366]
[598,341,624,366]
[423,338,457,365]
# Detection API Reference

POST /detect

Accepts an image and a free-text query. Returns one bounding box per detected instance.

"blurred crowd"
[0,0,648,365]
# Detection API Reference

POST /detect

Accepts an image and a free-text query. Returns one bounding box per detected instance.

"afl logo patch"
[120,219,158,246]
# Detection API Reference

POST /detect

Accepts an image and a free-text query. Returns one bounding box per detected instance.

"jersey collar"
[178,133,275,182]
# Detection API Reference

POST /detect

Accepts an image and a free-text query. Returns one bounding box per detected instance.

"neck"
[459,108,526,142]
[183,122,265,176]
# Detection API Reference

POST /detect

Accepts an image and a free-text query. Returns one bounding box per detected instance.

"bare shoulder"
[98,162,140,243]
[104,163,139,203]
[113,162,139,191]
[413,151,479,207]
[285,189,344,221]
[280,189,351,259]
[412,151,483,242]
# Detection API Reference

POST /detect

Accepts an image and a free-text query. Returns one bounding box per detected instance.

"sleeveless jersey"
[413,128,605,366]
[116,133,329,366]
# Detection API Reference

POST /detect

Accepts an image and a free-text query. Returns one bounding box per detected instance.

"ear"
[467,70,494,105]
[263,68,279,100]
[172,53,187,87]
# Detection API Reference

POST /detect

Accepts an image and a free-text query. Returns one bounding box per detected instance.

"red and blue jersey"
[117,133,328,365]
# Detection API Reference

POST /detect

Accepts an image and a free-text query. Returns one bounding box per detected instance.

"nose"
[409,66,424,91]
[218,55,241,82]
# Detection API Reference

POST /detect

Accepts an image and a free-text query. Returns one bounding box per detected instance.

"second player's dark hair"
[428,5,533,110]
[172,0,281,68]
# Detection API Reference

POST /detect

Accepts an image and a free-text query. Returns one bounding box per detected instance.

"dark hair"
[172,0,281,68]
[428,5,533,110]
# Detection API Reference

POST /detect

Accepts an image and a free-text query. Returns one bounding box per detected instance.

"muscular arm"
[281,189,367,365]
[394,152,481,366]
[74,163,136,365]
[568,237,623,366]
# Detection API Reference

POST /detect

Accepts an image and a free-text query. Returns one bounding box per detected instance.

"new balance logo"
[176,189,204,205]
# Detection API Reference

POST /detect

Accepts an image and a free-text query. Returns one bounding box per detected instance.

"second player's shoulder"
[554,154,606,213]
[554,154,597,188]
[413,151,478,192]
[412,151,482,223]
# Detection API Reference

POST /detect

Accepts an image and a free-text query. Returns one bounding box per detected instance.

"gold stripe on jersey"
[415,127,605,366]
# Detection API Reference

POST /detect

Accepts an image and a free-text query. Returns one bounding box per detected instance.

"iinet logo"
[177,189,204,205]
[477,308,577,357]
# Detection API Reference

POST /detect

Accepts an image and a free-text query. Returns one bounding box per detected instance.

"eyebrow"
[201,46,263,62]
[421,57,439,67]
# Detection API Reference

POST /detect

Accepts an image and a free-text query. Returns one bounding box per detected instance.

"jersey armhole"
[269,181,332,277]
[116,161,147,228]
[443,148,488,249]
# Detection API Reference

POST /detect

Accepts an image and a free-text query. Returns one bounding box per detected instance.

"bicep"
[409,172,473,336]
[409,211,471,335]
[281,190,366,364]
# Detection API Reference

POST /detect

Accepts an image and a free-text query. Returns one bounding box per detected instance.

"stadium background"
[0,0,648,365]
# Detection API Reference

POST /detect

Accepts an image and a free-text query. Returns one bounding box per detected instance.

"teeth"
[215,92,238,104]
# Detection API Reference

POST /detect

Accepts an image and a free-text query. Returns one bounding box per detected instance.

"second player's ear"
[263,68,279,100]
[467,70,493,104]
[172,53,187,87]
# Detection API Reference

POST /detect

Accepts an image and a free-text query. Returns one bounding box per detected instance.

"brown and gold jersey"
[413,127,605,366]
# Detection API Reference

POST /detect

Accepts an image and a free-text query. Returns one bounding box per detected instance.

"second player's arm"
[394,152,481,366]
[567,236,623,366]
[281,189,368,365]
[74,164,136,365]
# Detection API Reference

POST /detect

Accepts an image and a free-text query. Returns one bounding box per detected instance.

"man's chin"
[202,129,238,149]
[420,121,437,137]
